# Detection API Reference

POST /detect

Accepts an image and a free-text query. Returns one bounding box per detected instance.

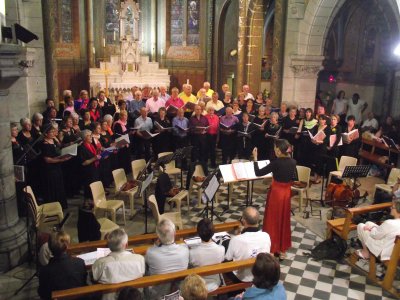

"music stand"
[198,170,222,222]
[341,165,370,191]
[172,146,193,188]
[382,136,399,165]
[138,172,153,234]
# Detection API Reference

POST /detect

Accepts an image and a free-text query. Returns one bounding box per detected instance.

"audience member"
[225,207,271,282]
[361,112,379,133]
[145,219,189,299]
[189,218,225,292]
[117,287,143,300]
[92,228,145,300]
[180,274,208,300]
[38,231,87,300]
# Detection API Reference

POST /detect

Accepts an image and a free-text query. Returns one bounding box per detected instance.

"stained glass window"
[171,0,184,46]
[60,0,72,43]
[187,0,199,45]
[105,0,120,44]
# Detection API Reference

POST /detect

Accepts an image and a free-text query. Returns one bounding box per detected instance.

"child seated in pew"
[356,197,400,261]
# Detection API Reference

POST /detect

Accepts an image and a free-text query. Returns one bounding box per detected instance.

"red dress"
[254,157,296,254]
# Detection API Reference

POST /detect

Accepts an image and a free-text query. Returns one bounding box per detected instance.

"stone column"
[289,54,324,109]
[86,0,94,68]
[206,0,215,82]
[41,0,59,105]
[246,0,264,94]
[0,43,28,272]
[236,0,248,95]
[270,0,287,106]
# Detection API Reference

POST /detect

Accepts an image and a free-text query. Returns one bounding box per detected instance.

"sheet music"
[204,175,219,202]
[184,237,201,247]
[219,160,270,183]
[58,143,78,158]
[140,171,154,196]
[162,290,181,300]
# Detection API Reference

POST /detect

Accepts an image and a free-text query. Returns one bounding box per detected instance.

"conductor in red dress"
[252,139,296,259]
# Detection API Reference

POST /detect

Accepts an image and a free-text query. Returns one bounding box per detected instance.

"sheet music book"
[289,126,299,134]
[212,231,231,244]
[56,143,78,159]
[184,237,202,247]
[14,165,25,182]
[175,124,190,132]
[130,124,143,131]
[237,130,255,137]
[329,134,343,147]
[265,128,281,139]
[184,101,197,111]
[100,146,116,159]
[204,175,219,202]
[248,114,256,122]
[220,160,270,182]
[193,126,209,133]
[308,130,326,143]
[252,120,267,128]
[166,104,180,114]
[140,130,160,139]
[140,171,154,196]
[220,122,234,130]
[162,290,180,300]
[77,248,111,266]
[341,129,359,143]
[115,134,130,148]
[154,121,172,132]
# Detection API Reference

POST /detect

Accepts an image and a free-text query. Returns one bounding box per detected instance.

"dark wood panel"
[168,68,206,93]
[56,60,89,101]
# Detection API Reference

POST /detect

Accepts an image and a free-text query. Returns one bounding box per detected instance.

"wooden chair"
[148,195,183,229]
[25,186,63,228]
[291,166,311,212]
[131,159,146,180]
[373,167,400,196]
[158,152,182,186]
[327,155,358,185]
[112,168,139,218]
[90,181,126,225]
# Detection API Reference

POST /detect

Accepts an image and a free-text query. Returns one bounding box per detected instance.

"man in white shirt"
[159,86,171,102]
[145,219,189,299]
[92,228,145,300]
[189,218,225,292]
[145,88,166,114]
[361,112,379,133]
[347,93,367,124]
[205,92,224,112]
[242,84,254,100]
[225,207,271,282]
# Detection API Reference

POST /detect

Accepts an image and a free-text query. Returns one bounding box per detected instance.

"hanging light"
[394,43,400,56]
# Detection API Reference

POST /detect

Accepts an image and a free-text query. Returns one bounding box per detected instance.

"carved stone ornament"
[290,64,322,77]
[289,55,324,78]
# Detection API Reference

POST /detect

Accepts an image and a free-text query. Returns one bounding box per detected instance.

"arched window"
[56,0,73,43]
[105,0,120,45]
[170,0,199,47]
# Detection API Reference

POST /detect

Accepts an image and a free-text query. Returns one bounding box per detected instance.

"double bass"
[325,182,364,208]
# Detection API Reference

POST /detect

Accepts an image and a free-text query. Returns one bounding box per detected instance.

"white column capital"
[289,54,324,78]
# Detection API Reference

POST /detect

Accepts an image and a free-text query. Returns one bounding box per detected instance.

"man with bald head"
[225,207,271,282]
[242,84,254,101]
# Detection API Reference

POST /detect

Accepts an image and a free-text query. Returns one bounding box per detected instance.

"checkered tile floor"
[178,180,399,300]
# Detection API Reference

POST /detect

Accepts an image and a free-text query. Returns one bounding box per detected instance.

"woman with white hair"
[31,112,44,139]
[79,129,101,200]
[264,112,282,160]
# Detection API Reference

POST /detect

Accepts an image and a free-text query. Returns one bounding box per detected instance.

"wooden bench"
[68,221,240,255]
[326,202,392,240]
[52,258,255,300]
[359,138,399,170]
[348,235,400,299]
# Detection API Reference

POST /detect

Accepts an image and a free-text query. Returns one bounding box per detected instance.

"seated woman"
[356,197,400,261]
[38,231,87,300]
[234,253,286,300]
[180,274,208,300]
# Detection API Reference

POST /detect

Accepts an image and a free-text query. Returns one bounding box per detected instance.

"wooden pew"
[52,258,255,300]
[68,221,241,255]
[348,235,400,299]
[326,203,392,240]
[359,138,399,170]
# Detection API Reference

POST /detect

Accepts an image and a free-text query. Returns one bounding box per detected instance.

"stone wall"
[5,0,46,120]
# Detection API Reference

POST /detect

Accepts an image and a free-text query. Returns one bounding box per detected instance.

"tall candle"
[186,79,189,84]
[103,38,106,48]
[113,31,116,41]
[160,48,163,56]
[92,47,95,54]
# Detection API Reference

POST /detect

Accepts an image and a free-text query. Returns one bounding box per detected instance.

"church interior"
[2,0,400,299]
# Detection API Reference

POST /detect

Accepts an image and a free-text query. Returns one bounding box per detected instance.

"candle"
[103,38,106,48]
[113,31,116,41]
[160,48,163,56]
[92,47,95,54]
[186,79,189,84]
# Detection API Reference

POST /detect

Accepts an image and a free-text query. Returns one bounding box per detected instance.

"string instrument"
[325,183,360,207]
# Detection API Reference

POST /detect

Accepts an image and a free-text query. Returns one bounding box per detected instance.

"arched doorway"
[318,0,400,119]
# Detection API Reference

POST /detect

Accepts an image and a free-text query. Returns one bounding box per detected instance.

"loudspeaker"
[2,23,38,43]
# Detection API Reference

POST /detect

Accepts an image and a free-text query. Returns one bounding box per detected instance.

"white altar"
[89,0,169,97]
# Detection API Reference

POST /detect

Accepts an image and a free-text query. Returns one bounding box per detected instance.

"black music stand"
[138,172,153,234]
[341,165,371,191]
[198,170,222,222]
[173,146,193,188]
[383,136,399,166]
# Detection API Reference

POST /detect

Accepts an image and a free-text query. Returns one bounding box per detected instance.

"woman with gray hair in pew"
[356,197,400,261]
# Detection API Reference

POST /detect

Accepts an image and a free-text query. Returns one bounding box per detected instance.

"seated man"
[225,207,271,282]
[155,164,181,214]
[356,197,400,261]
[145,219,189,298]
[38,231,87,300]
[92,228,145,300]
[361,112,379,133]
[189,218,225,292]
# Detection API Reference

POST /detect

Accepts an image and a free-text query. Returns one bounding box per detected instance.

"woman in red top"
[205,106,219,168]
[89,98,101,122]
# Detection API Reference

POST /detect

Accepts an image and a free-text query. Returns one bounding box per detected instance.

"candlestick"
[103,38,106,48]
[113,31,116,41]
[92,47,95,54]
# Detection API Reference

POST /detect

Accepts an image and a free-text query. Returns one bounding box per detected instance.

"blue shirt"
[134,116,153,132]
[241,283,286,300]
[172,116,189,137]
[128,99,145,114]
